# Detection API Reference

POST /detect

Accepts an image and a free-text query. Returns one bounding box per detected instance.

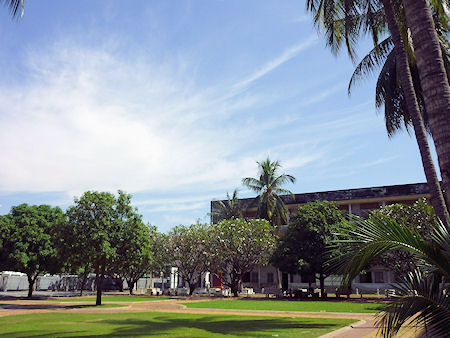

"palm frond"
[348,36,394,95]
[330,214,450,287]
[1,0,23,18]
[272,174,296,189]
[242,177,263,193]
[377,269,450,337]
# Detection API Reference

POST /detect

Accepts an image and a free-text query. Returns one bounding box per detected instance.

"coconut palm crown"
[212,189,243,222]
[242,158,295,227]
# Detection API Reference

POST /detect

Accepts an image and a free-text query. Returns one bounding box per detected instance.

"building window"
[290,274,294,283]
[374,271,384,283]
[243,272,250,283]
[359,272,372,283]
[251,272,259,283]
[267,273,274,284]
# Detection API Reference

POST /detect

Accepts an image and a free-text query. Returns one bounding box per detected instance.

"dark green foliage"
[0,204,64,297]
[242,158,295,227]
[148,230,170,276]
[113,220,153,295]
[64,190,147,305]
[209,218,277,296]
[271,201,345,296]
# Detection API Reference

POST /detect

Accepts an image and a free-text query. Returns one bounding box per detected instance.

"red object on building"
[212,271,224,289]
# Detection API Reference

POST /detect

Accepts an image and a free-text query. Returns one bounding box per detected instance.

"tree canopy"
[168,222,210,295]
[209,218,277,296]
[242,158,295,227]
[0,204,64,297]
[271,201,345,297]
[65,190,144,305]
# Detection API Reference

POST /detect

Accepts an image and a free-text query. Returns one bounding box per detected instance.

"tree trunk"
[319,273,326,299]
[27,274,36,298]
[117,278,124,292]
[189,283,196,295]
[95,269,104,306]
[402,0,450,214]
[128,280,135,295]
[381,0,449,224]
[80,274,88,296]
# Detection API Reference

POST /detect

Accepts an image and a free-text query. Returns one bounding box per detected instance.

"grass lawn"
[183,299,385,313]
[0,311,355,337]
[44,295,169,302]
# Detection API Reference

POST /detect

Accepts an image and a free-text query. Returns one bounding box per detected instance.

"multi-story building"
[211,182,431,293]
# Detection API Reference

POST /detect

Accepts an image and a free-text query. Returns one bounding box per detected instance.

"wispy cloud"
[291,15,311,23]
[231,36,318,92]
[0,37,324,197]
[299,82,347,106]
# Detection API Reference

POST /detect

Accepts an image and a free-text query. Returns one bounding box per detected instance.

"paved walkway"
[0,297,380,337]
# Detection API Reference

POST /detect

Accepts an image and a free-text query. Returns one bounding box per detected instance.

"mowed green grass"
[183,299,384,313]
[0,311,355,337]
[45,295,169,302]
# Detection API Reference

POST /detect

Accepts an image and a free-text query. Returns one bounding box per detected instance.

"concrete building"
[211,182,431,293]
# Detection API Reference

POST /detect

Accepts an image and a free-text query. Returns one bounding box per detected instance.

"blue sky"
[0,0,437,232]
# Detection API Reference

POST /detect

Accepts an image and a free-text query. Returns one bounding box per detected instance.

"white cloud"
[231,36,318,92]
[0,38,320,196]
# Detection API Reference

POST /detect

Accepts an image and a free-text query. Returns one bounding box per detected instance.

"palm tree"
[401,0,450,209]
[242,158,295,227]
[212,189,243,222]
[349,26,449,137]
[306,0,449,225]
[331,214,450,336]
[1,0,24,18]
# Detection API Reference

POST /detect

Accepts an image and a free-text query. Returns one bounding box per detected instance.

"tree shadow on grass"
[98,316,344,337]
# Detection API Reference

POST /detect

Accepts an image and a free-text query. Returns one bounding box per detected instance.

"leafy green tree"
[331,214,450,336]
[271,201,345,297]
[209,218,277,296]
[148,230,171,281]
[368,198,435,274]
[65,190,141,305]
[113,219,153,295]
[168,223,210,295]
[212,189,243,223]
[0,204,64,297]
[54,217,94,296]
[242,158,295,227]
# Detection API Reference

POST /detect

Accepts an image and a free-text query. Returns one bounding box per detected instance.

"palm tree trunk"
[381,0,449,225]
[402,0,450,211]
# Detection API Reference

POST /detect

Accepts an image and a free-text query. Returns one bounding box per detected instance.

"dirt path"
[0,298,379,337]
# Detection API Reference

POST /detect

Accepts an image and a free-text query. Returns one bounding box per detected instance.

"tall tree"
[66,190,141,305]
[168,223,210,295]
[402,0,450,208]
[0,204,64,298]
[306,0,449,224]
[113,219,153,295]
[271,201,345,297]
[242,158,296,227]
[148,230,171,287]
[209,218,277,296]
